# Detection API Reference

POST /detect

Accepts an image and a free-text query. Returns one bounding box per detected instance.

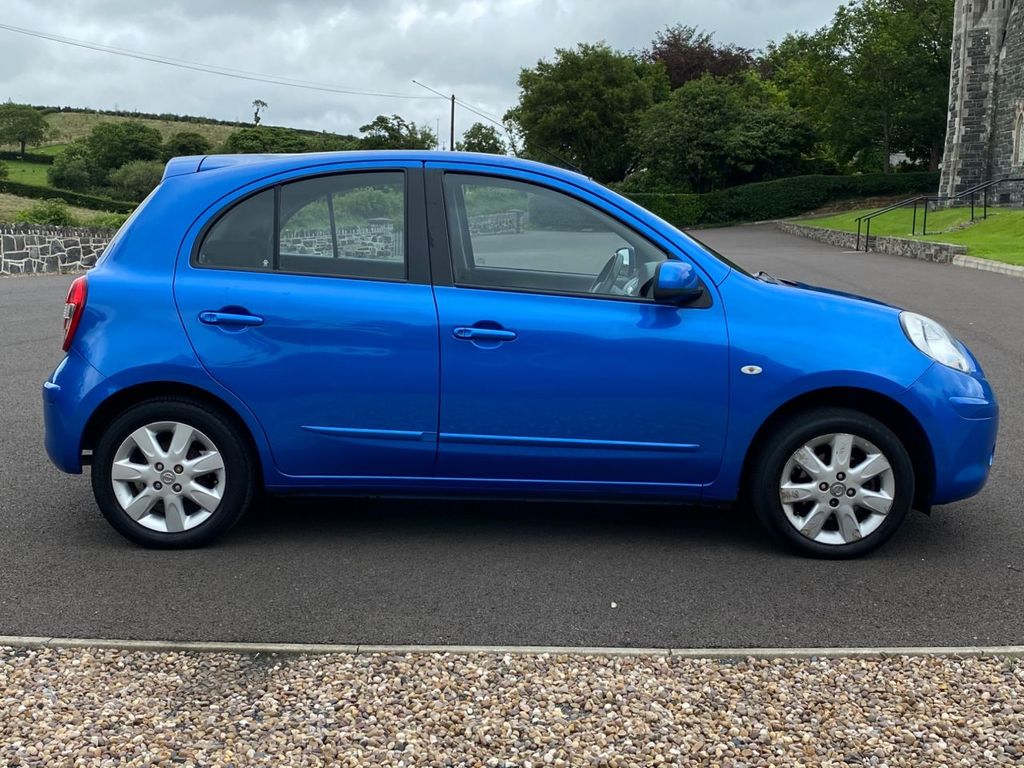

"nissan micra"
[43,151,998,557]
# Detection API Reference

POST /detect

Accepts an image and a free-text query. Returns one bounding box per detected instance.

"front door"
[175,165,439,478]
[430,169,729,490]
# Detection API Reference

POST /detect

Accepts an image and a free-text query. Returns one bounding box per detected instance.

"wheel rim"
[778,432,895,546]
[110,421,226,533]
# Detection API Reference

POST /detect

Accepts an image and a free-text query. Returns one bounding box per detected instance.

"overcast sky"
[0,0,844,144]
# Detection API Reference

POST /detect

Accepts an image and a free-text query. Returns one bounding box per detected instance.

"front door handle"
[453,326,517,342]
[199,311,264,327]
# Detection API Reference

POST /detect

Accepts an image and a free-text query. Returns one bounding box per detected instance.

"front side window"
[196,172,405,280]
[443,174,669,298]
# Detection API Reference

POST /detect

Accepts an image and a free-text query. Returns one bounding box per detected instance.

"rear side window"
[197,189,274,271]
[195,172,406,280]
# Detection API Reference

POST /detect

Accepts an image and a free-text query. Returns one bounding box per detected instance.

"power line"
[0,22,445,100]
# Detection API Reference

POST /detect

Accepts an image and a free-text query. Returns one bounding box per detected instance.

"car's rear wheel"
[750,408,914,558]
[91,398,254,547]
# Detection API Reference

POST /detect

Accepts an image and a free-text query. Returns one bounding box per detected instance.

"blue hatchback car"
[43,151,998,556]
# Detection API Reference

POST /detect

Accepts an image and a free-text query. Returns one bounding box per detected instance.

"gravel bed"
[2,646,1022,766]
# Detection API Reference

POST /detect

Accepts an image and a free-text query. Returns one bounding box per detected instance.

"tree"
[108,160,165,201]
[252,99,268,126]
[85,120,163,175]
[162,131,212,161]
[506,43,669,183]
[455,122,507,154]
[0,103,48,156]
[47,140,102,191]
[631,74,816,192]
[645,25,755,89]
[764,0,954,172]
[221,126,310,153]
[358,115,436,149]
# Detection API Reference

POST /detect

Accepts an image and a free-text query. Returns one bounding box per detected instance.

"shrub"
[0,160,7,180]
[0,179,135,212]
[624,172,940,228]
[85,120,163,175]
[14,198,77,226]
[108,160,164,202]
[82,211,129,229]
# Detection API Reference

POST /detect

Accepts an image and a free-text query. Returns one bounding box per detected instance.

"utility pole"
[450,94,456,151]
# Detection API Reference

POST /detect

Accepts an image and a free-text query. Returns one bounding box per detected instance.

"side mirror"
[653,261,704,305]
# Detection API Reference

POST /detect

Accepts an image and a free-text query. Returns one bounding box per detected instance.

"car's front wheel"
[91,398,254,547]
[750,408,914,558]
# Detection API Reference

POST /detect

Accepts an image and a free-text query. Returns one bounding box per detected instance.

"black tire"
[749,407,914,559]
[91,398,255,548]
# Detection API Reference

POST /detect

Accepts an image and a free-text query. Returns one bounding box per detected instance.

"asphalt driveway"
[0,223,1020,648]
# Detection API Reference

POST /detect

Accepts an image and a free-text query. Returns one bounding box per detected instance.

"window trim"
[437,170,711,308]
[190,168,418,284]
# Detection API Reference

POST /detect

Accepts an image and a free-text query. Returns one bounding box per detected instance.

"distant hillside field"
[41,111,241,147]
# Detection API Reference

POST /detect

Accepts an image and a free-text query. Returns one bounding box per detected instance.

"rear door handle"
[453,326,517,341]
[198,311,264,327]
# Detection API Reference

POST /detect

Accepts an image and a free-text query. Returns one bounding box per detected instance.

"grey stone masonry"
[940,0,1023,200]
[775,221,968,263]
[0,224,113,276]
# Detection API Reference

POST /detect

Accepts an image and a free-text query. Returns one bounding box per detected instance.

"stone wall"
[0,225,113,276]
[775,221,968,264]
[991,0,1024,200]
[468,211,528,236]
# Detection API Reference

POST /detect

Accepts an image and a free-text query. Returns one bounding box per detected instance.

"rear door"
[174,163,439,479]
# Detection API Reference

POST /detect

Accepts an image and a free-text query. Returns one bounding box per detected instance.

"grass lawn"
[2,159,51,186]
[43,112,238,147]
[799,207,1024,266]
[0,192,115,224]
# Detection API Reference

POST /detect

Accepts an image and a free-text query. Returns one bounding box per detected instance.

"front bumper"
[903,361,998,506]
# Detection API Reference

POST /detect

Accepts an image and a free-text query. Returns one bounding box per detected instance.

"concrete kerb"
[1,635,1023,660]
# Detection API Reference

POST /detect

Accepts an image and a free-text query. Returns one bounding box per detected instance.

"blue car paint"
[43,151,998,509]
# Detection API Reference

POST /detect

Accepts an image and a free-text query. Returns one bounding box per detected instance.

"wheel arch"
[739,387,935,512]
[81,381,265,486]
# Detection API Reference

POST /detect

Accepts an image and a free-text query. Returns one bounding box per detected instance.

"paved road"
[1,224,1021,648]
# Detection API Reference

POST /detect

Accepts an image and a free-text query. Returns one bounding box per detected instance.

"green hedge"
[0,180,136,213]
[624,172,940,228]
[0,150,54,165]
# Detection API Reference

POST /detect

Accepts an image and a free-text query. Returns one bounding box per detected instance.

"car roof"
[163,150,592,185]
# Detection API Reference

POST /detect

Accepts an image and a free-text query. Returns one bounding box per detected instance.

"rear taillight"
[62,276,88,352]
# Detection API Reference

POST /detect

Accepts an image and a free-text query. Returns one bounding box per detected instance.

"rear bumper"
[42,349,103,474]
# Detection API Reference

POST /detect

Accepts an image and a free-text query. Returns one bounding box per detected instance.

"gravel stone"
[1,647,1022,766]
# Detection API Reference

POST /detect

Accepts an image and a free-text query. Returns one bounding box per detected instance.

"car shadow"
[229,494,780,555]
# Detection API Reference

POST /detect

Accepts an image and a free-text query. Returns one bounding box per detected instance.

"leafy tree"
[631,73,816,192]
[252,99,268,126]
[644,25,755,89]
[85,120,163,175]
[0,103,49,156]
[455,122,507,154]
[162,131,212,161]
[358,115,436,150]
[47,140,103,191]
[221,126,311,153]
[108,160,165,201]
[505,43,669,183]
[764,0,953,172]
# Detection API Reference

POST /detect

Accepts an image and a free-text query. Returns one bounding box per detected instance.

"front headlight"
[899,311,970,372]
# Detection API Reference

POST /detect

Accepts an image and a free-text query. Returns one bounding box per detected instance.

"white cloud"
[0,0,843,142]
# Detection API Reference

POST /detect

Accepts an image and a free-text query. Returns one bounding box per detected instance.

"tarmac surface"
[0,222,1020,648]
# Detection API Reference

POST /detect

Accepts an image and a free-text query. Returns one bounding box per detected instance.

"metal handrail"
[854,177,1024,251]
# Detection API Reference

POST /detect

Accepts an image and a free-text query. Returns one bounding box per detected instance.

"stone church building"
[939,0,1024,200]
